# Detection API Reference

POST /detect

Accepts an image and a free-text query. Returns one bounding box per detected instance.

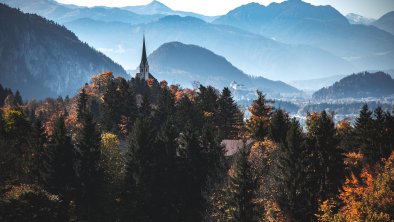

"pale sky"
[55,0,394,19]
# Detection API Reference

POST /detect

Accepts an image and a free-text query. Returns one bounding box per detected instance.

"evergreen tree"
[30,119,51,188]
[175,96,202,131]
[372,106,391,161]
[75,112,102,221]
[269,109,290,143]
[77,88,88,122]
[305,111,344,212]
[49,116,77,220]
[216,87,242,139]
[226,146,260,222]
[275,118,310,221]
[122,118,154,222]
[354,104,374,164]
[177,122,205,221]
[196,85,219,123]
[246,91,273,140]
[101,80,119,131]
[14,90,23,106]
[154,86,176,126]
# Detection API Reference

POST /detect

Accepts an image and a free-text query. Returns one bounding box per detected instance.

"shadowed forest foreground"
[0,72,393,222]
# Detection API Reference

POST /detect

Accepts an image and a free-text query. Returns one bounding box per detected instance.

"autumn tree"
[246,91,273,141]
[318,152,394,222]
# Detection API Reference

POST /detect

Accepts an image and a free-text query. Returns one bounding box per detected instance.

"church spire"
[138,35,150,80]
[140,35,148,67]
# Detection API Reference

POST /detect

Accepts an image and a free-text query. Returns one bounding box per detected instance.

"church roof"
[140,36,148,67]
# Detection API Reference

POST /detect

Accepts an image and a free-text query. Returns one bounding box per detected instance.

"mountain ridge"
[148,41,300,94]
[0,4,128,99]
[312,71,394,100]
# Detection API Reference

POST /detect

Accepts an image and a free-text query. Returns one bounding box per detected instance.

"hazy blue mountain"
[122,0,217,22]
[213,0,394,71]
[0,4,127,99]
[64,15,355,81]
[148,42,299,93]
[312,71,394,100]
[0,0,162,24]
[373,11,394,35]
[346,13,375,25]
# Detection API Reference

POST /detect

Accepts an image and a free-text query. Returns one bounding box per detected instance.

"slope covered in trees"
[312,71,394,100]
[0,72,393,221]
[0,4,127,99]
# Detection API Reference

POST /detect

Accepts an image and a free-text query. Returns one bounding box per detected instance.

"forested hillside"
[312,71,394,100]
[0,4,127,99]
[0,72,393,221]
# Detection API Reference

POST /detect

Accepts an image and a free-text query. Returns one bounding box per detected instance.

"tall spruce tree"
[122,118,154,222]
[269,109,290,144]
[354,104,374,164]
[216,87,242,139]
[275,118,310,221]
[77,88,88,122]
[226,146,260,222]
[30,119,51,188]
[76,112,102,221]
[49,116,77,220]
[305,111,343,212]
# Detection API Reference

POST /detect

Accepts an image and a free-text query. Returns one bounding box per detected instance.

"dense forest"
[312,71,394,100]
[0,72,393,221]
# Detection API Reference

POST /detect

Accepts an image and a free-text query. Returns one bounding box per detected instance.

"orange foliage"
[147,77,155,87]
[318,152,394,222]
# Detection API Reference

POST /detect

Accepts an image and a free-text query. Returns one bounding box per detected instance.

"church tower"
[138,36,150,80]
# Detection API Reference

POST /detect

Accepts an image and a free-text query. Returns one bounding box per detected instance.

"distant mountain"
[148,42,299,93]
[0,0,162,24]
[312,71,394,100]
[213,0,394,71]
[0,4,127,99]
[373,11,394,35]
[123,0,217,22]
[346,13,375,25]
[64,15,355,81]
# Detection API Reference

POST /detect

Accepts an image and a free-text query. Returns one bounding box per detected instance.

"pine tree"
[177,122,205,221]
[30,119,51,188]
[122,118,154,221]
[306,111,344,209]
[76,112,102,221]
[49,116,77,220]
[101,80,119,131]
[226,146,260,222]
[354,104,374,164]
[275,118,310,221]
[246,91,273,141]
[196,85,219,123]
[269,109,290,143]
[216,87,242,139]
[77,88,88,122]
[14,90,23,106]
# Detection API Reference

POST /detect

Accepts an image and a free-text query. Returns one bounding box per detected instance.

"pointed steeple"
[140,35,148,67]
[138,35,149,80]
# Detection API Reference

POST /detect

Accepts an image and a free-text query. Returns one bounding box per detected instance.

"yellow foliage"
[318,152,394,222]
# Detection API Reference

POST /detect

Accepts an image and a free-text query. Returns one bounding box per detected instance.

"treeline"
[0,73,393,222]
[302,101,394,116]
